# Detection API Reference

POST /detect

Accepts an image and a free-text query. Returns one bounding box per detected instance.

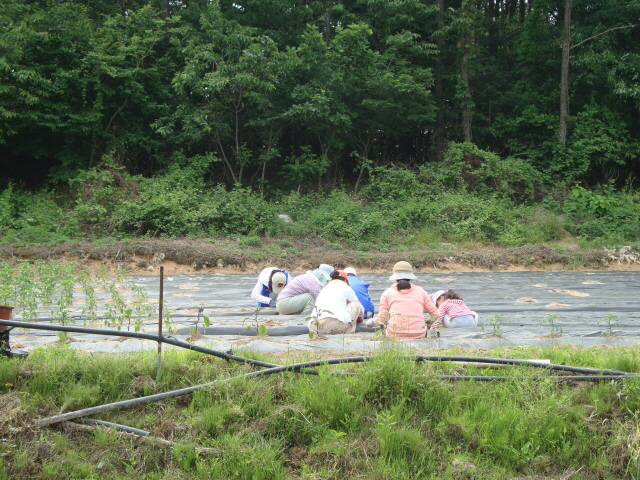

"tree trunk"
[324,8,331,44]
[431,0,447,161]
[558,0,573,144]
[460,1,472,143]
[501,0,508,71]
[160,0,169,20]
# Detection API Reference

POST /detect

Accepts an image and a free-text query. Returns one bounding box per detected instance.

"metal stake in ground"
[157,266,164,379]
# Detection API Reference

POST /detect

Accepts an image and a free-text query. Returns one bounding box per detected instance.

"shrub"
[305,190,392,244]
[69,156,140,232]
[418,142,545,202]
[498,209,565,247]
[360,166,423,203]
[3,191,78,244]
[201,186,280,236]
[423,194,515,242]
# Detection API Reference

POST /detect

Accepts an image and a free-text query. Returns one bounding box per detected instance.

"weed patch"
[1,346,639,478]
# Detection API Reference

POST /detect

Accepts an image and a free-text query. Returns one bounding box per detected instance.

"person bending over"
[344,267,375,320]
[251,267,290,308]
[309,270,363,335]
[365,261,438,339]
[276,267,331,315]
[429,290,478,330]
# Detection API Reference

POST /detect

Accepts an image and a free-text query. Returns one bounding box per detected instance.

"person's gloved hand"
[365,319,375,328]
[269,299,277,308]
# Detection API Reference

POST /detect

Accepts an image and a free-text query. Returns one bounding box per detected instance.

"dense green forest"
[1,0,639,247]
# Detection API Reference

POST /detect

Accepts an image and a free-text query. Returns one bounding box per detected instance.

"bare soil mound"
[0,238,636,274]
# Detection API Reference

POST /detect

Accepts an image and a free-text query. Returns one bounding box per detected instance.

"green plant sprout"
[482,314,509,337]
[599,313,620,336]
[191,306,210,336]
[0,260,160,333]
[541,313,563,336]
[162,300,174,333]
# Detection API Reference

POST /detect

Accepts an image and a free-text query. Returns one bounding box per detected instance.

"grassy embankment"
[1,344,640,479]
[1,159,639,269]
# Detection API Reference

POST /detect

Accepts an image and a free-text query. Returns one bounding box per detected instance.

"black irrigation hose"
[75,417,150,436]
[438,375,632,382]
[410,355,627,376]
[0,319,291,371]
[36,355,638,428]
[10,309,280,323]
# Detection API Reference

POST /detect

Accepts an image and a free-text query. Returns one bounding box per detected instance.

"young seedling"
[482,314,508,337]
[243,307,268,337]
[191,306,204,335]
[599,313,620,336]
[541,313,563,336]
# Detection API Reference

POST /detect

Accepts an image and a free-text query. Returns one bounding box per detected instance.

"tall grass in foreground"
[1,345,640,479]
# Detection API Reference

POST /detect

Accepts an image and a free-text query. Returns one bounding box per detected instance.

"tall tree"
[558,0,572,144]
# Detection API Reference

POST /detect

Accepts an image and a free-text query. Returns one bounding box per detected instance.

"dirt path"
[0,238,638,275]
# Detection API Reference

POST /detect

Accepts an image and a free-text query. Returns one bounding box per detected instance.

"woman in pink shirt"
[365,261,438,339]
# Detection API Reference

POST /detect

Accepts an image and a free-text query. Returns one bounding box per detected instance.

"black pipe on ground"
[0,319,294,371]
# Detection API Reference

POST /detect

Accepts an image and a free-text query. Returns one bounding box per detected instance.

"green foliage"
[599,313,621,336]
[115,159,280,236]
[565,186,640,240]
[6,346,640,478]
[541,313,563,336]
[0,260,155,326]
[423,142,545,202]
[482,314,508,337]
[305,190,391,244]
[498,209,565,247]
[0,188,78,244]
[360,166,423,203]
[69,155,139,232]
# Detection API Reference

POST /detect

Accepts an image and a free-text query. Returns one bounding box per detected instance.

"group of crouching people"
[251,261,479,339]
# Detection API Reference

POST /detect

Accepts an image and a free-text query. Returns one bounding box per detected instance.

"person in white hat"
[276,267,331,315]
[365,261,438,339]
[251,267,290,308]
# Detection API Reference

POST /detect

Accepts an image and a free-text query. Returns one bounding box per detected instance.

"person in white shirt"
[309,270,363,334]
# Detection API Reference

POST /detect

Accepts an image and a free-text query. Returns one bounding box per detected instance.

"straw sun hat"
[389,261,417,281]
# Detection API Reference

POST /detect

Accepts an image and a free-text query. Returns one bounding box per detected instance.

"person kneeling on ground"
[276,266,332,315]
[429,289,479,330]
[251,267,290,308]
[309,270,364,335]
[344,267,375,320]
[365,261,438,339]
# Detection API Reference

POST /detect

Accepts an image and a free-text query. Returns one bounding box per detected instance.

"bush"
[418,142,545,202]
[69,156,140,232]
[423,194,515,243]
[1,190,78,244]
[564,186,640,240]
[360,166,423,203]
[498,209,565,247]
[200,186,280,236]
[305,190,392,244]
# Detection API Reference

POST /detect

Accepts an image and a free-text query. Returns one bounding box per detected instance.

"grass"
[1,344,640,478]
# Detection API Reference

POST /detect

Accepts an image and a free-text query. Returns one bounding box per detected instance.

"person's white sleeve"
[346,286,359,303]
[251,280,271,304]
[251,268,273,304]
